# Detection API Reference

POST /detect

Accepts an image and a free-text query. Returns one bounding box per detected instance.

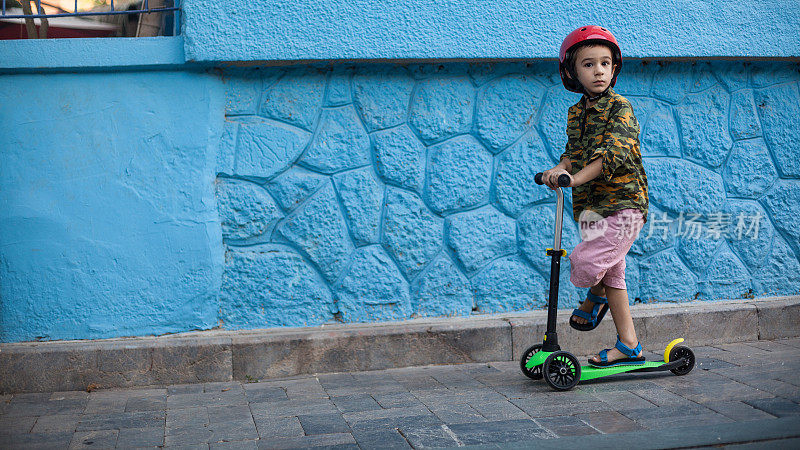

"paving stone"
[49,391,89,401]
[447,419,553,445]
[0,431,73,449]
[165,428,213,447]
[250,399,338,418]
[204,382,243,393]
[168,383,205,395]
[69,429,119,449]
[164,444,209,449]
[298,413,351,435]
[469,400,530,421]
[0,415,37,434]
[351,428,412,449]
[278,379,329,400]
[210,440,259,450]
[704,400,778,421]
[575,410,645,434]
[117,427,165,448]
[630,388,705,408]
[620,404,733,430]
[252,415,304,439]
[534,415,600,438]
[330,394,381,413]
[3,397,86,417]
[349,414,442,434]
[208,405,253,424]
[10,393,52,403]
[208,419,258,443]
[743,340,798,352]
[126,393,167,412]
[695,356,738,370]
[342,405,433,428]
[509,393,612,418]
[397,423,460,448]
[84,395,128,415]
[243,386,287,403]
[736,379,800,401]
[393,375,448,391]
[665,379,775,403]
[776,338,800,349]
[373,392,421,409]
[594,390,657,411]
[168,390,249,409]
[745,397,800,417]
[255,432,356,449]
[31,414,80,433]
[76,410,165,431]
[414,388,505,407]
[430,403,487,424]
[167,407,209,429]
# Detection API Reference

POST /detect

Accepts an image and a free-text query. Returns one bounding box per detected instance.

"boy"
[541,26,649,367]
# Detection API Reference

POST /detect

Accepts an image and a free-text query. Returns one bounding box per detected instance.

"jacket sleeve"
[588,101,640,181]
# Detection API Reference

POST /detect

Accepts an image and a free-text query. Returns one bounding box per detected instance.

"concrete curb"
[1,296,798,393]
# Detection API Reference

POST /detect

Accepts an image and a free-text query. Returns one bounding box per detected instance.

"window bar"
[174,4,180,36]
[35,0,41,14]
[110,0,114,12]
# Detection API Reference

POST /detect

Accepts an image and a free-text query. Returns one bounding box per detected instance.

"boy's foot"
[571,297,605,325]
[569,290,608,331]
[589,337,645,367]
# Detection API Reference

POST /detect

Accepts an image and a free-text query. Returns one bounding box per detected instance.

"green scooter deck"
[526,351,676,381]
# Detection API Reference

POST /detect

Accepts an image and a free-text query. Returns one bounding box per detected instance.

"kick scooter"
[519,172,695,391]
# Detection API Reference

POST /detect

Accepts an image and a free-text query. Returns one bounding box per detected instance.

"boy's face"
[571,45,617,97]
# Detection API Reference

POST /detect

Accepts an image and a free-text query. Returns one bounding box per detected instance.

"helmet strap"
[584,85,611,102]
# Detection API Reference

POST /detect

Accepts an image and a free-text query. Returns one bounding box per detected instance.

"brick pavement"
[1,338,799,449]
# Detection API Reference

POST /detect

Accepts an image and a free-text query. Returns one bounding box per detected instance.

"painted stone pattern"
[217,61,800,330]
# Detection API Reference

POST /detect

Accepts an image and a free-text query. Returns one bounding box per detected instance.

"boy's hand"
[542,168,573,189]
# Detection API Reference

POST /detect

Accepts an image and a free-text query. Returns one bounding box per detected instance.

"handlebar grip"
[534,173,571,187]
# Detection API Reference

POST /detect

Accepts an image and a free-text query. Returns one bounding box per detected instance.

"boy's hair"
[565,41,619,74]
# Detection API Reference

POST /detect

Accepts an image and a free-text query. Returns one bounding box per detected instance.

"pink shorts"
[569,209,644,290]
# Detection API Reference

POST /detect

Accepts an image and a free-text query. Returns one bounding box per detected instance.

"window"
[1,0,179,39]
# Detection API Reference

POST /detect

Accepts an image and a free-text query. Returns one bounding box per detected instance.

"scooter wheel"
[543,351,581,391]
[519,344,544,380]
[669,346,695,376]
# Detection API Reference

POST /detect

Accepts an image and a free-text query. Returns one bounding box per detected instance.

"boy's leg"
[589,284,642,363]
[572,283,607,325]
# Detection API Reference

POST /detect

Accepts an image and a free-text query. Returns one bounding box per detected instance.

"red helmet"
[559,26,623,94]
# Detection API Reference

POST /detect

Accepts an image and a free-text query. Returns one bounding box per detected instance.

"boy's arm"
[570,157,602,186]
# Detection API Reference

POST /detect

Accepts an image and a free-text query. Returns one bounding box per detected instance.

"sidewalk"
[1,338,799,449]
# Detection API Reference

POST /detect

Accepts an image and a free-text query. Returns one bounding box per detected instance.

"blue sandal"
[569,291,609,331]
[589,336,646,367]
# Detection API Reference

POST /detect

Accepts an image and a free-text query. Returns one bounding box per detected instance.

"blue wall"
[214,61,800,331]
[181,0,800,61]
[1,2,800,342]
[0,70,225,342]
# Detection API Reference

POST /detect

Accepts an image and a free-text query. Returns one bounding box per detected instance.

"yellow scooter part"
[663,338,685,363]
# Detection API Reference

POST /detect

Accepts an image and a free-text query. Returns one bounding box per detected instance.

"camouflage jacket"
[559,88,649,223]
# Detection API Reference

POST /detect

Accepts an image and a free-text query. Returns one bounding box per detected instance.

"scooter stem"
[553,187,564,252]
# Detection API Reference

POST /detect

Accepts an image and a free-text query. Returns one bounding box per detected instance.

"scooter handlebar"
[534,172,571,187]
